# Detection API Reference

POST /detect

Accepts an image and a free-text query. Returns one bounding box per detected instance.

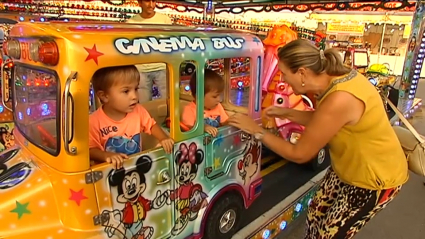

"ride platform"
[233,150,330,239]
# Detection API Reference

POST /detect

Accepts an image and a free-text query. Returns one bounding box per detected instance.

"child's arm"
[90,148,128,169]
[151,124,170,142]
[138,105,174,153]
[218,103,229,126]
[151,124,174,154]
[181,104,196,129]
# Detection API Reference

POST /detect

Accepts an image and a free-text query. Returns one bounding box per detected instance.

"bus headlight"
[4,39,21,60]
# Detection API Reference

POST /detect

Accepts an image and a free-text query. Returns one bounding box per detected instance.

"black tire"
[308,146,329,172]
[203,193,243,239]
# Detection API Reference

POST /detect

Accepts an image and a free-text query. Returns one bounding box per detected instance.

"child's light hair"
[189,68,225,97]
[91,65,140,94]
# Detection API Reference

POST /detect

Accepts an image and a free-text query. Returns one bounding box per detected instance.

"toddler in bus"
[89,65,174,169]
[181,69,229,137]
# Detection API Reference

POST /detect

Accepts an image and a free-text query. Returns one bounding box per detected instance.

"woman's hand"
[228,113,263,134]
[263,106,290,119]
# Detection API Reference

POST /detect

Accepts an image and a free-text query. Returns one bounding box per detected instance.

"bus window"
[179,60,197,133]
[89,64,170,152]
[136,63,167,103]
[89,82,96,114]
[206,58,225,102]
[229,57,250,108]
[135,63,170,150]
[180,61,196,98]
[14,65,59,155]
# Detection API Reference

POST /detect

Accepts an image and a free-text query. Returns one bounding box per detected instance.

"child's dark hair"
[189,68,225,97]
[92,65,140,93]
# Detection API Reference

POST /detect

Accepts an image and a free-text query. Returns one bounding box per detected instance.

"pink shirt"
[181,102,229,128]
[89,105,156,155]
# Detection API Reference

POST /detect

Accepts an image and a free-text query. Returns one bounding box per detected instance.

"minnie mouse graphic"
[238,140,261,185]
[168,142,209,236]
[101,155,169,239]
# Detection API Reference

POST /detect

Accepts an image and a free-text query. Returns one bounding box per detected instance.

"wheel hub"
[219,209,236,234]
[317,149,325,164]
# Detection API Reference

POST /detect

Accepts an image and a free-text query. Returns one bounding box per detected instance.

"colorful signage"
[326,23,365,35]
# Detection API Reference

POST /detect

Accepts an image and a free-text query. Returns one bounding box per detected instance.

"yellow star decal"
[214,157,221,169]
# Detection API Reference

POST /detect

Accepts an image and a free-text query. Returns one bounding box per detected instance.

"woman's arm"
[253,91,364,163]
[285,109,315,126]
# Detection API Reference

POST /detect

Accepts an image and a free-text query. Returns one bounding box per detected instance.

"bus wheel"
[203,194,243,239]
[310,147,328,171]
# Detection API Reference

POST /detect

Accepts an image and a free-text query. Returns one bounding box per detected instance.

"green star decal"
[10,201,31,219]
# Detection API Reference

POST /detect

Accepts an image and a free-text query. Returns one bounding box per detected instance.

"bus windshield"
[13,65,59,155]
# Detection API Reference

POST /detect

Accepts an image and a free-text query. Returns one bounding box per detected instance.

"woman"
[228,39,408,239]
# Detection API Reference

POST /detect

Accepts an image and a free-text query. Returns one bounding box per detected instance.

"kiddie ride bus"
[0,22,328,239]
[0,48,15,152]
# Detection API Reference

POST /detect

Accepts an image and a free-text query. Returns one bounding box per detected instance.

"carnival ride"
[0,21,332,239]
[0,17,15,152]
[260,25,327,171]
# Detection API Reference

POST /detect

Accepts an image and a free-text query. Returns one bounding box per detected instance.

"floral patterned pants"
[305,168,402,239]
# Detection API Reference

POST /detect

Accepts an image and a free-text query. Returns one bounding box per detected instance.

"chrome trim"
[0,62,12,111]
[63,71,77,155]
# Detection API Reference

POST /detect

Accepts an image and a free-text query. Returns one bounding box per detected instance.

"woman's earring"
[301,82,305,87]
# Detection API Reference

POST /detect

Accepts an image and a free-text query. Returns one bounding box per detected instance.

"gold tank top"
[317,71,408,190]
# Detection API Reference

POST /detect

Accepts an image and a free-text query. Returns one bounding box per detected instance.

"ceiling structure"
[159,0,412,7]
[155,0,415,14]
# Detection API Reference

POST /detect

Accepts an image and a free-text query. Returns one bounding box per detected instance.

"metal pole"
[398,1,425,112]
[203,0,215,20]
[377,21,387,63]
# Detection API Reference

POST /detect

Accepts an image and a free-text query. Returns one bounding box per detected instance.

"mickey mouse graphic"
[103,155,168,239]
[238,139,261,185]
[0,149,32,190]
[0,126,15,151]
[168,142,209,236]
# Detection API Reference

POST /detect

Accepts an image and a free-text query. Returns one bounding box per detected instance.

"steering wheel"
[164,117,190,132]
[37,125,57,149]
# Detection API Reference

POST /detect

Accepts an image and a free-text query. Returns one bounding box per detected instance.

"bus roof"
[9,22,264,70]
[10,22,260,40]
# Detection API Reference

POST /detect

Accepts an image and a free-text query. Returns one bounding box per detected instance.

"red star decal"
[233,134,241,145]
[84,44,104,65]
[69,188,88,206]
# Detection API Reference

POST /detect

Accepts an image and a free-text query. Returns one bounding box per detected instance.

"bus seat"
[140,99,168,151]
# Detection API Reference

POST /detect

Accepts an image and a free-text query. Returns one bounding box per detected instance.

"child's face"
[204,89,221,110]
[101,80,139,114]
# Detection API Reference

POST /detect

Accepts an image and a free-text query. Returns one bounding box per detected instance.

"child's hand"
[160,138,174,154]
[204,125,218,137]
[104,152,128,169]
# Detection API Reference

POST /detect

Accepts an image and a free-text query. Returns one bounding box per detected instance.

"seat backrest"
[140,99,168,151]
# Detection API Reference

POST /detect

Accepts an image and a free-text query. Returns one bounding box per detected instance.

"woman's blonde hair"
[277,39,351,76]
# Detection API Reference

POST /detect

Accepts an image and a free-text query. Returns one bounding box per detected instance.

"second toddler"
[181,69,229,137]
